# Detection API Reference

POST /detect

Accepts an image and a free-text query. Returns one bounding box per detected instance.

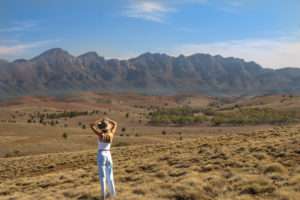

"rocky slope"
[0,48,299,99]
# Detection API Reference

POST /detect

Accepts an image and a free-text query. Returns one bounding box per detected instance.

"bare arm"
[107,118,117,134]
[89,119,103,138]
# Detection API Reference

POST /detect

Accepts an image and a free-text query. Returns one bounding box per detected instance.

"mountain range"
[0,48,299,100]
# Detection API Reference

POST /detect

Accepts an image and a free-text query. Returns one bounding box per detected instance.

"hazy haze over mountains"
[0,48,299,100]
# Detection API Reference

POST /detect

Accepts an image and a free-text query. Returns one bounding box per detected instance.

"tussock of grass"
[264,163,288,174]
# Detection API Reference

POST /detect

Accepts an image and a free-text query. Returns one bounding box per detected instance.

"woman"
[90,117,117,200]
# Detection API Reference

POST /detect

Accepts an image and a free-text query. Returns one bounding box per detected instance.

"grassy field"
[0,92,299,199]
[0,124,299,199]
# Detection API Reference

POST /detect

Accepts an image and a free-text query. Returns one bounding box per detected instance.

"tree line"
[149,107,299,126]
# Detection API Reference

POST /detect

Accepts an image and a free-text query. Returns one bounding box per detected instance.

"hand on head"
[103,117,110,122]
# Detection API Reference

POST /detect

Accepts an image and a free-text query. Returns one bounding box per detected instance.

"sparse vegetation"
[150,107,300,126]
[0,125,299,199]
[4,150,22,158]
[150,107,207,125]
[46,111,88,119]
[211,107,300,125]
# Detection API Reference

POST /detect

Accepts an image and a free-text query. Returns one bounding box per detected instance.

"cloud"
[229,1,243,7]
[168,35,300,69]
[122,1,176,23]
[0,40,59,55]
[0,21,38,33]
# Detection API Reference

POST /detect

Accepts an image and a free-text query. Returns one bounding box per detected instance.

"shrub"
[126,113,129,118]
[62,133,68,139]
[82,125,86,129]
[121,127,126,132]
[162,130,166,135]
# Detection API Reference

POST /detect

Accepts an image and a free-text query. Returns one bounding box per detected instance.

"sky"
[0,0,300,69]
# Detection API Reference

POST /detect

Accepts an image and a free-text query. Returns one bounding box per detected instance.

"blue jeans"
[97,150,115,198]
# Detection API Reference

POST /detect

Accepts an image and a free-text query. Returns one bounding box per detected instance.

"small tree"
[121,127,126,132]
[62,133,67,139]
[162,130,166,135]
[82,124,86,129]
[78,122,82,126]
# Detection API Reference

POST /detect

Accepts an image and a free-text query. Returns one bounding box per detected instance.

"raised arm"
[89,118,103,137]
[107,118,117,134]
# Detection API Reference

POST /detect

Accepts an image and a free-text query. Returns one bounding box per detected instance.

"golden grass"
[0,124,299,199]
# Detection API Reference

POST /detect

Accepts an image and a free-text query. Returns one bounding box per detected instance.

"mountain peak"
[33,48,72,60]
[132,52,171,61]
[77,51,104,65]
[42,48,66,54]
[77,51,100,59]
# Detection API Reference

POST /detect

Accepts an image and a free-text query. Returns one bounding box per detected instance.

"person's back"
[97,130,113,150]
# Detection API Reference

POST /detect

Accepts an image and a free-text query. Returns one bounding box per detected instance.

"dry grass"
[0,93,300,199]
[0,124,299,200]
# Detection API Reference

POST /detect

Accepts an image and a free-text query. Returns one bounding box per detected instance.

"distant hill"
[0,48,300,100]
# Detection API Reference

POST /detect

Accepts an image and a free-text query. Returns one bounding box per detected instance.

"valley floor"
[0,124,299,200]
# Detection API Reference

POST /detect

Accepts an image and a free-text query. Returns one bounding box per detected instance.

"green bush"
[62,133,68,139]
